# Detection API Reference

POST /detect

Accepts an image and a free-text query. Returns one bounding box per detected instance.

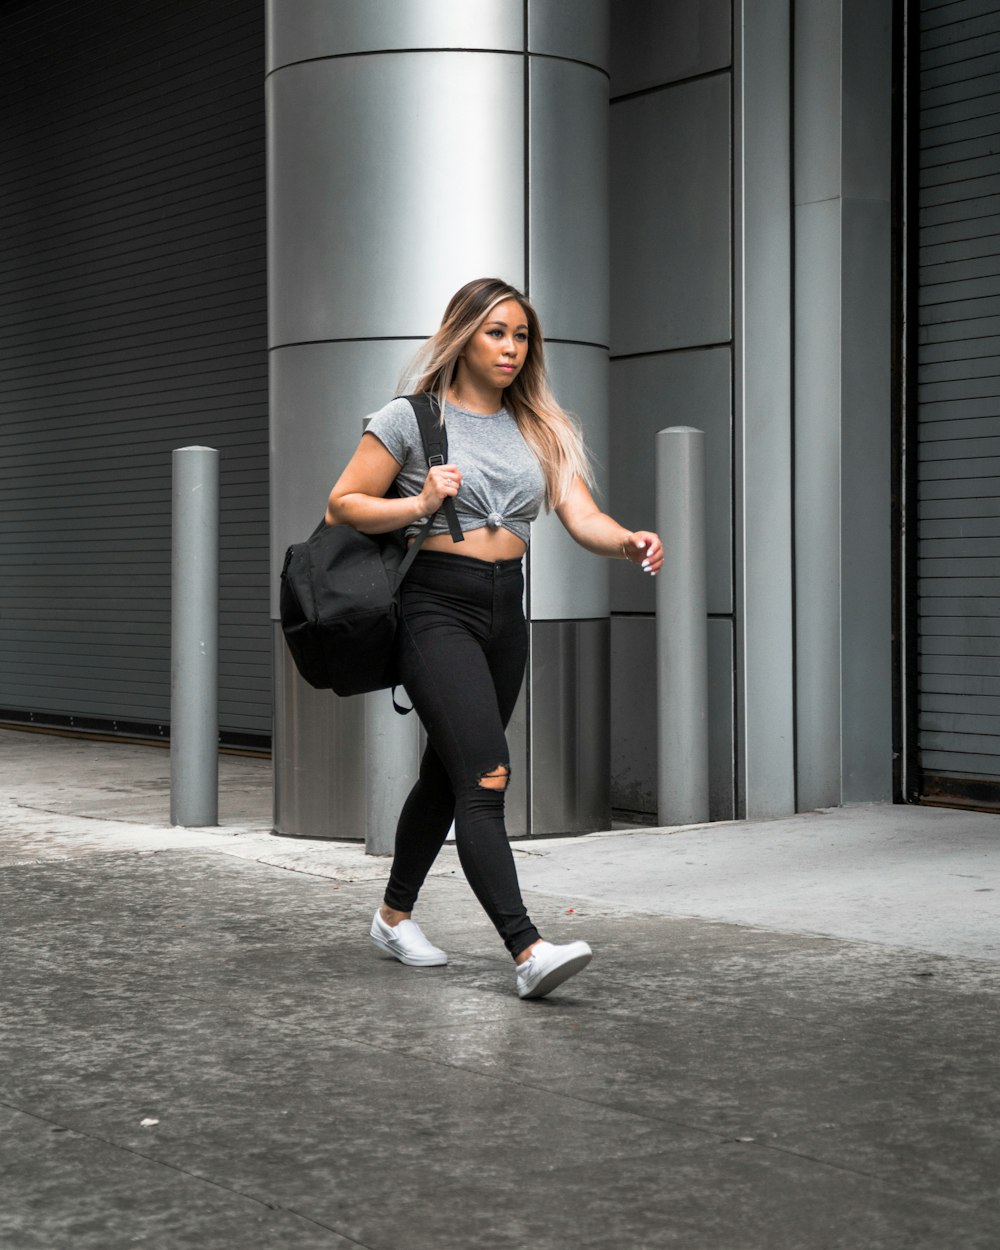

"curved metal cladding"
[527,22,611,832]
[268,0,610,839]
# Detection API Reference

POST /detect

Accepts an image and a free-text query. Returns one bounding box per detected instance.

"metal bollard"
[656,428,709,826]
[170,446,219,826]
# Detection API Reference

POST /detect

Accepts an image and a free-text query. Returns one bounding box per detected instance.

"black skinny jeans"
[383,550,541,958]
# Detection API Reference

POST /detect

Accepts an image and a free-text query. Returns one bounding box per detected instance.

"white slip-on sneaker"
[370,910,448,967]
[516,939,593,999]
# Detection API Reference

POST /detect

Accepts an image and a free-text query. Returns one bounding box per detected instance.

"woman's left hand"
[623,530,663,576]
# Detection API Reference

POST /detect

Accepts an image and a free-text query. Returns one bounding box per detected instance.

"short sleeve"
[364,398,418,467]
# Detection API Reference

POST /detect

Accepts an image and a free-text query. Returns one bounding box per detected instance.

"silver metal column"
[793,0,894,808]
[526,7,611,834]
[793,0,844,809]
[733,0,796,819]
[267,1,610,841]
[170,446,219,827]
[656,429,709,826]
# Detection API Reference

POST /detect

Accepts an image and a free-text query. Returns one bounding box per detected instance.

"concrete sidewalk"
[1,726,998,1248]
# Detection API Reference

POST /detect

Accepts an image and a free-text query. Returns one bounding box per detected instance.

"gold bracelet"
[621,535,632,562]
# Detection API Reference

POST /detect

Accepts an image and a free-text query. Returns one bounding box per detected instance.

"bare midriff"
[416,527,527,562]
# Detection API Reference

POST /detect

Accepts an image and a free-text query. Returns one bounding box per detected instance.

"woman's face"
[459,299,529,392]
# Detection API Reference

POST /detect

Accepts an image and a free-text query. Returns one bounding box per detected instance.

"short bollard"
[170,446,219,826]
[656,427,709,826]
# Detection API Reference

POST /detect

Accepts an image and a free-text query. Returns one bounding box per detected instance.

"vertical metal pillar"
[267,0,610,842]
[656,428,709,826]
[791,0,892,805]
[170,446,219,827]
[733,0,795,818]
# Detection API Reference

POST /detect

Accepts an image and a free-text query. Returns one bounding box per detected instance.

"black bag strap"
[396,527,429,582]
[408,392,464,544]
[390,393,464,716]
[395,392,464,582]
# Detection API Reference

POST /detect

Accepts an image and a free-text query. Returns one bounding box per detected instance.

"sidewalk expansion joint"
[0,1096,377,1248]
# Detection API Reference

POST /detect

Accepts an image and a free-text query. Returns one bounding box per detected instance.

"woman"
[326,278,662,999]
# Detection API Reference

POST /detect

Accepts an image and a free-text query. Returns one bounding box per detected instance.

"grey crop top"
[365,397,547,545]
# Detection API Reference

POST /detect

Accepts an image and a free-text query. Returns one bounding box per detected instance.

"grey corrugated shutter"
[0,0,269,745]
[917,0,1000,803]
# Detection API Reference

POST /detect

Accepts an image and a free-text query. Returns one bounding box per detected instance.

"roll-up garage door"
[916,0,1000,807]
[0,0,270,746]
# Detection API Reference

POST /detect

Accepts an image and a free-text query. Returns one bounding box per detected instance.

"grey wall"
[793,0,894,806]
[609,0,895,819]
[0,0,903,819]
[608,0,736,820]
[0,0,270,743]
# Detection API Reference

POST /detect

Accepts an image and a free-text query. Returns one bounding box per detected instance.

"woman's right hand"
[418,463,462,515]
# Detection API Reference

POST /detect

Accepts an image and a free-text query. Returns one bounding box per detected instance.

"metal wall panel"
[529,343,610,621]
[793,197,843,809]
[915,0,1000,796]
[607,7,733,820]
[529,57,610,346]
[266,0,522,71]
[0,0,270,741]
[793,0,842,205]
[919,90,1000,137]
[270,338,424,843]
[608,348,732,617]
[920,67,1000,110]
[920,40,1000,80]
[278,625,567,843]
[608,616,655,815]
[842,0,894,203]
[529,0,610,71]
[530,619,610,833]
[733,0,795,818]
[921,1,999,32]
[274,640,529,845]
[609,0,731,96]
[610,615,735,820]
[267,53,525,347]
[273,631,368,837]
[267,336,583,841]
[270,336,533,842]
[793,0,893,810]
[840,196,893,802]
[610,74,732,356]
[269,339,418,616]
[921,748,1000,775]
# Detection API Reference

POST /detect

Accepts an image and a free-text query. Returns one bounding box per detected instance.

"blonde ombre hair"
[399,278,593,509]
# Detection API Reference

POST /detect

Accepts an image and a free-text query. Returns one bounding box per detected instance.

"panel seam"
[268,337,610,352]
[611,342,732,363]
[265,48,610,81]
[611,65,731,105]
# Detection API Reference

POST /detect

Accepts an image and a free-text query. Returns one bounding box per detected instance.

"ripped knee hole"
[477,764,510,791]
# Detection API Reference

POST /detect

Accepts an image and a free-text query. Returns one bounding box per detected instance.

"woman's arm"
[555,477,663,574]
[325,432,462,532]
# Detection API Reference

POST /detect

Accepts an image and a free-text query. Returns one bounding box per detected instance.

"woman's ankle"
[514,939,545,966]
[380,904,412,928]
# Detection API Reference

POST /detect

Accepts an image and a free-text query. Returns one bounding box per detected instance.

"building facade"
[1,0,997,832]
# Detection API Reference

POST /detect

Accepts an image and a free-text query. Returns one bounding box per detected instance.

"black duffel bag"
[279,393,462,701]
